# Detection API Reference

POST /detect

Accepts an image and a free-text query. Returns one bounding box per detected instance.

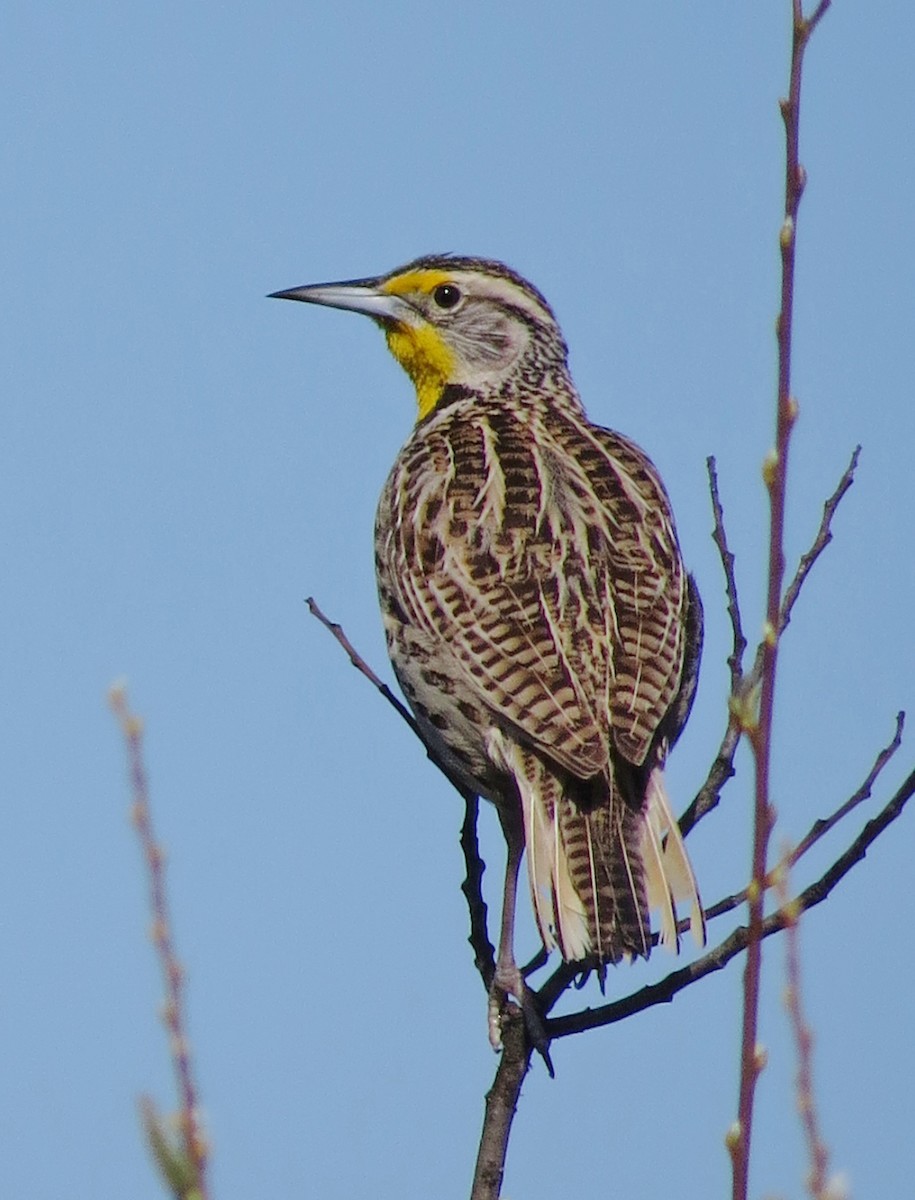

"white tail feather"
[643,767,706,948]
[642,809,679,951]
[523,772,560,952]
[493,738,591,960]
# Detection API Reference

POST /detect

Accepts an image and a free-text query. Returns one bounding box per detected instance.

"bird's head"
[270,255,572,420]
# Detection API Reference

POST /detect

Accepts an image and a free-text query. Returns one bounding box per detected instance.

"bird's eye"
[432,283,462,309]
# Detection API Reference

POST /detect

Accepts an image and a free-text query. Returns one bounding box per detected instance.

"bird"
[271,254,706,1047]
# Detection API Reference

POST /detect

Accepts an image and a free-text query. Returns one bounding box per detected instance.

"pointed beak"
[268,279,414,325]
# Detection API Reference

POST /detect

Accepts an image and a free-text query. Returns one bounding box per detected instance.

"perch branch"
[460,794,497,989]
[469,1009,533,1200]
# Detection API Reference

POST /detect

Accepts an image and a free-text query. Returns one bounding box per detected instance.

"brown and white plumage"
[272,254,705,1029]
[376,387,704,964]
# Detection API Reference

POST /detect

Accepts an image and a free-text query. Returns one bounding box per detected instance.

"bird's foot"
[487,963,553,1075]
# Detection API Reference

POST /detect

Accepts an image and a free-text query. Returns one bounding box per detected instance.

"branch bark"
[469,1009,533,1200]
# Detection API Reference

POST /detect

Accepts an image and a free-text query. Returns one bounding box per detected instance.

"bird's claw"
[487,967,554,1075]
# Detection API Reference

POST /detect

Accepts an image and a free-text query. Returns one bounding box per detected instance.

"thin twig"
[679,719,742,837]
[306,597,498,998]
[682,445,857,840]
[789,711,905,865]
[708,455,748,690]
[701,712,906,925]
[306,596,478,807]
[109,685,210,1200]
[775,861,833,1198]
[678,460,746,836]
[306,596,419,733]
[779,446,860,637]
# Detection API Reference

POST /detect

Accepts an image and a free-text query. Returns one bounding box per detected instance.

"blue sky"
[3,3,913,1197]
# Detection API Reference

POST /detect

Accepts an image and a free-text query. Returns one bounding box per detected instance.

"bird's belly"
[387,623,507,804]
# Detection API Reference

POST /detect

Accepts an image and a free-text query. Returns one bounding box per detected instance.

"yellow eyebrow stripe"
[381,268,452,297]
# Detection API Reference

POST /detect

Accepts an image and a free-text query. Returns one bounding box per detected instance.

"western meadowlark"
[272,255,705,1045]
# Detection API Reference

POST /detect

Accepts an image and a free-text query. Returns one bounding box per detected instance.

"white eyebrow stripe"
[445,271,555,327]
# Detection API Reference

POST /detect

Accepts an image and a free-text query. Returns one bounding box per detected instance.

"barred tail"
[491,732,704,964]
[558,792,653,963]
[511,746,652,964]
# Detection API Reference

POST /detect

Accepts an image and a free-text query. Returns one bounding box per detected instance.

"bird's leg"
[489,803,551,1065]
[488,802,524,1048]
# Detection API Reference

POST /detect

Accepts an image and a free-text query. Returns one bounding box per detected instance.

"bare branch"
[306,596,419,734]
[789,711,905,865]
[700,712,906,925]
[460,794,497,989]
[306,597,501,1001]
[679,719,742,837]
[806,0,833,37]
[708,455,748,689]
[779,446,860,637]
[469,1009,533,1200]
[306,596,480,809]
[675,458,748,837]
[775,863,834,1198]
[685,444,860,842]
[731,7,832,1192]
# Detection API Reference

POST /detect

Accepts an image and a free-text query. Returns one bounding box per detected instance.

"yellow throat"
[384,323,454,420]
[381,269,456,420]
